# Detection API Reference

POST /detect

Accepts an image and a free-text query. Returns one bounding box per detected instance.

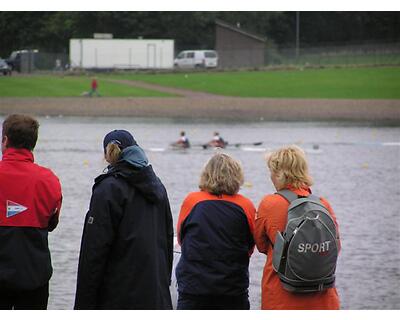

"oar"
[190,143,222,150]
[189,143,210,149]
[233,142,263,148]
[199,142,263,149]
[177,142,263,150]
[200,142,227,149]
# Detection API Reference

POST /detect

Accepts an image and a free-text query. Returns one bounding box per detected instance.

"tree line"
[0,11,399,57]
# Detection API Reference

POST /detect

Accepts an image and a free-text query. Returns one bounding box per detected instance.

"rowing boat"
[147,141,264,153]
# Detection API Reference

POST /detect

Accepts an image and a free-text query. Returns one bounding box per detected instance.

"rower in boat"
[205,131,227,149]
[171,131,190,149]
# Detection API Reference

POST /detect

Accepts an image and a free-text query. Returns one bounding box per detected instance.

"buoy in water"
[243,182,253,188]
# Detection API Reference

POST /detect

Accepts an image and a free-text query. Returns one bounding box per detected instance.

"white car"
[174,50,218,69]
[0,58,12,75]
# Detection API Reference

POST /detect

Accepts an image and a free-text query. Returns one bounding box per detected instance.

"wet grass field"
[0,75,174,97]
[1,66,399,99]
[109,66,400,99]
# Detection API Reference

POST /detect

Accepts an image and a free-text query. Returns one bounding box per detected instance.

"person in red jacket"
[0,114,62,310]
[89,77,100,97]
[254,145,340,310]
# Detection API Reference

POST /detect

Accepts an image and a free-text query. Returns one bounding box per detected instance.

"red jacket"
[0,148,62,291]
[255,186,340,310]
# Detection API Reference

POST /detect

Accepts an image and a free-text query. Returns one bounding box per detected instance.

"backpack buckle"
[318,283,324,291]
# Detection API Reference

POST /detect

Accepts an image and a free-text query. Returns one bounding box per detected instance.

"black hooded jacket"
[74,156,173,309]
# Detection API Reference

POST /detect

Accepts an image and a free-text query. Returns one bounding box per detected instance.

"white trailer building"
[69,39,174,69]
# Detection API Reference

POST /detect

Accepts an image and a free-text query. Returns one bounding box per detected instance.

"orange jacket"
[255,186,340,310]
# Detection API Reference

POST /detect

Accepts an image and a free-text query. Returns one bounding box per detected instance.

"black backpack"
[272,190,339,293]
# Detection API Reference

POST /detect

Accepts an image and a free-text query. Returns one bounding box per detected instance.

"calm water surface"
[3,116,399,309]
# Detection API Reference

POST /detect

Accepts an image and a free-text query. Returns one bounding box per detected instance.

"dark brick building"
[215,20,266,69]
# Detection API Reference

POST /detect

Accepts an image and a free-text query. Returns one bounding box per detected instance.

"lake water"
[2,116,399,309]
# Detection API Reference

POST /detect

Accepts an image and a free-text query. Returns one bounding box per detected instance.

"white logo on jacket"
[6,200,28,218]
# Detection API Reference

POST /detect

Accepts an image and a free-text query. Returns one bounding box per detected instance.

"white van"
[174,50,218,69]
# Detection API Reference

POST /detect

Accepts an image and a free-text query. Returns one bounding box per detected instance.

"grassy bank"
[109,66,400,99]
[0,76,174,97]
[0,67,399,99]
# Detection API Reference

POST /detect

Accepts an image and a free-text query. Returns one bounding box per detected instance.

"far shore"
[0,97,399,123]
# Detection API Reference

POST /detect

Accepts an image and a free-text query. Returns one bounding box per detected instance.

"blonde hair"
[105,142,122,165]
[199,153,244,195]
[267,145,313,190]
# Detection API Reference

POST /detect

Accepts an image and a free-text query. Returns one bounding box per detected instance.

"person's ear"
[1,135,9,151]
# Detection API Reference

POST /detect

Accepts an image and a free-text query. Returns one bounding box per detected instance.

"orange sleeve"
[237,196,256,235]
[254,218,269,254]
[255,195,276,254]
[241,198,256,256]
[176,195,193,246]
[177,192,205,245]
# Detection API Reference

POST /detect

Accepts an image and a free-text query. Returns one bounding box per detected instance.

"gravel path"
[1,79,399,122]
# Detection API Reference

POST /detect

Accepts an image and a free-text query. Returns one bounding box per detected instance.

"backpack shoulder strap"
[307,194,320,202]
[276,189,299,203]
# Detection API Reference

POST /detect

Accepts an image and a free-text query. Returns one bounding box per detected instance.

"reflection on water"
[2,116,399,309]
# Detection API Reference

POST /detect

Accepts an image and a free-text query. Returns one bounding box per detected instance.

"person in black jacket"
[176,153,256,309]
[74,129,173,310]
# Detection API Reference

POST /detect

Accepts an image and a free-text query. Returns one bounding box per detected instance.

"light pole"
[296,11,300,61]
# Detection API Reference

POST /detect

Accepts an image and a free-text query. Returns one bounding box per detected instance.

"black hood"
[96,164,166,204]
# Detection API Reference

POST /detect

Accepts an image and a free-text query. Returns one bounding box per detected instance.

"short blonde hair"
[267,145,313,190]
[199,153,244,195]
[105,142,122,165]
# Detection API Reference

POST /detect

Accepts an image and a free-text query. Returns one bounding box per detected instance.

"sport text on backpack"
[272,190,339,293]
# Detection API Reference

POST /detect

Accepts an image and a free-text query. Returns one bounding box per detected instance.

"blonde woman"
[254,145,340,309]
[176,153,256,309]
[74,130,173,309]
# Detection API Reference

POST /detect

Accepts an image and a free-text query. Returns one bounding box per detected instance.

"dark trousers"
[177,293,250,310]
[0,283,49,310]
